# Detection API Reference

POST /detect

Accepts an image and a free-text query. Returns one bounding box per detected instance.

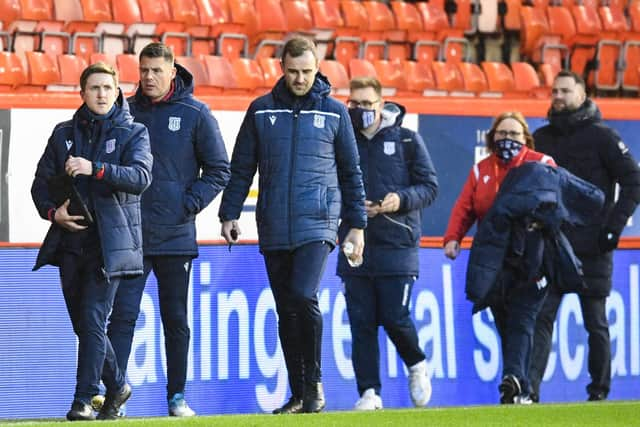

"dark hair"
[139,42,174,64]
[80,61,118,91]
[554,70,586,90]
[280,36,318,62]
[485,111,535,152]
[349,76,382,97]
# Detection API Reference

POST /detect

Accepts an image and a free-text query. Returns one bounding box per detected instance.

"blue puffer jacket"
[466,162,605,312]
[219,73,367,250]
[31,91,153,279]
[337,102,438,277]
[129,63,230,256]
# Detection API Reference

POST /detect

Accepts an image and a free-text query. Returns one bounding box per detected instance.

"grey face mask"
[495,138,523,163]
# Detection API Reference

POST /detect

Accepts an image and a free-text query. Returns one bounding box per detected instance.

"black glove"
[598,227,620,253]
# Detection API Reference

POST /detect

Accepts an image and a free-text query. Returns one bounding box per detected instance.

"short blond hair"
[80,62,118,91]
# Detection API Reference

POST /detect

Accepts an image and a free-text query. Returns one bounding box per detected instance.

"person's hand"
[65,155,92,177]
[221,220,240,244]
[342,228,364,265]
[54,199,88,232]
[379,192,400,213]
[598,227,619,252]
[444,240,460,260]
[364,200,381,218]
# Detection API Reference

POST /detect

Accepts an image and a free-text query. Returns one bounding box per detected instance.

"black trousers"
[529,286,611,399]
[263,241,331,397]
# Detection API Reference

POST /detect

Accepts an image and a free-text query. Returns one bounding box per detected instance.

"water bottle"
[342,241,363,268]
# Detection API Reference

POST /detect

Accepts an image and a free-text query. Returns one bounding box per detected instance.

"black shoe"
[499,375,522,404]
[302,382,326,413]
[272,396,304,414]
[97,383,131,420]
[530,392,540,403]
[66,400,96,421]
[588,392,607,401]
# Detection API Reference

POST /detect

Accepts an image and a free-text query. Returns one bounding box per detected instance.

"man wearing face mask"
[337,77,438,410]
[528,71,640,403]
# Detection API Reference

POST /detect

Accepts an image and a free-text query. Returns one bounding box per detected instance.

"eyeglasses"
[495,130,523,138]
[347,99,380,109]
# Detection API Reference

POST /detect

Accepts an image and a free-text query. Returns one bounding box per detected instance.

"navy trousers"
[107,255,193,399]
[263,241,331,397]
[529,287,610,399]
[344,275,425,396]
[60,249,125,403]
[490,279,547,396]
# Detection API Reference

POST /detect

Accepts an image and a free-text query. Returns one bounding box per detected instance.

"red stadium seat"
[511,61,547,97]
[116,53,140,93]
[402,59,437,94]
[112,0,143,25]
[481,61,516,94]
[26,50,59,88]
[348,58,377,79]
[19,0,53,21]
[80,0,112,22]
[319,59,350,95]
[431,61,466,94]
[258,56,281,88]
[373,59,408,96]
[138,0,172,23]
[169,0,201,26]
[201,54,237,92]
[0,51,27,90]
[52,53,88,90]
[232,57,267,92]
[0,0,21,24]
[457,61,489,94]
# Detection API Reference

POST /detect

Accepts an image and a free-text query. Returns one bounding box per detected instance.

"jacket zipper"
[289,105,300,247]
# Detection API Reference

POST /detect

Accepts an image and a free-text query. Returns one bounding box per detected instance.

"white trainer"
[408,360,432,407]
[168,393,196,417]
[354,388,383,411]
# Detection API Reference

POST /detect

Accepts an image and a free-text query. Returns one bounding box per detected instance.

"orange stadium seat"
[138,0,172,22]
[391,1,440,63]
[449,0,475,33]
[283,0,314,33]
[169,0,201,26]
[481,61,516,94]
[195,0,228,24]
[52,53,88,89]
[54,0,84,23]
[373,59,408,96]
[0,51,27,90]
[309,0,344,58]
[26,50,59,88]
[112,0,143,25]
[417,2,468,64]
[176,55,209,87]
[362,0,406,62]
[539,62,558,87]
[457,61,489,95]
[89,52,117,68]
[80,0,112,22]
[0,0,21,24]
[201,54,237,92]
[116,53,139,93]
[319,59,350,95]
[402,59,436,94]
[502,0,521,32]
[431,60,466,94]
[232,57,267,92]
[348,58,377,79]
[511,61,547,97]
[19,0,53,21]
[258,56,281,87]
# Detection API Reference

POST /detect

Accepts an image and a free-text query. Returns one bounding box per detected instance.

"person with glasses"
[443,112,556,404]
[338,77,438,411]
[528,71,640,403]
[219,36,366,414]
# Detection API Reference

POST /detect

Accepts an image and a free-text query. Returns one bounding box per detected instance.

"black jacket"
[534,99,640,296]
[466,162,604,312]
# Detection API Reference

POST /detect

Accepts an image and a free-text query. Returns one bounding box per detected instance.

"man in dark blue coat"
[337,77,438,410]
[31,62,152,421]
[529,71,640,402]
[105,42,230,416]
[219,36,367,413]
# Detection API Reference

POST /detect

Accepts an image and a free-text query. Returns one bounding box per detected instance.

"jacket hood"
[133,63,194,105]
[547,98,601,131]
[272,71,332,106]
[378,101,406,131]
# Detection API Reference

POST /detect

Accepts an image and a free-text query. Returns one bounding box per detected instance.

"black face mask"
[495,138,523,163]
[348,107,376,131]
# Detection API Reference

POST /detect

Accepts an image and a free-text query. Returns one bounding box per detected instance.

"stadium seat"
[0,0,21,24]
[258,56,281,87]
[502,0,521,32]
[50,53,87,90]
[195,0,228,25]
[116,53,139,93]
[402,59,437,94]
[319,59,350,95]
[481,61,516,94]
[417,2,469,63]
[449,0,476,34]
[283,0,314,33]
[112,0,143,25]
[232,57,267,93]
[80,0,112,22]
[26,50,59,88]
[19,0,54,21]
[391,1,440,63]
[176,55,209,87]
[170,0,201,26]
[362,0,407,61]
[138,0,172,22]
[89,52,117,69]
[201,54,237,92]
[622,40,640,92]
[54,0,84,22]
[457,61,490,95]
[309,0,344,58]
[430,60,467,95]
[372,59,408,96]
[538,62,558,87]
[511,61,547,97]
[348,58,377,79]
[0,51,27,90]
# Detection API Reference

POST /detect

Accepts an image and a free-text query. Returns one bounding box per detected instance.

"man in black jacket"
[529,70,640,402]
